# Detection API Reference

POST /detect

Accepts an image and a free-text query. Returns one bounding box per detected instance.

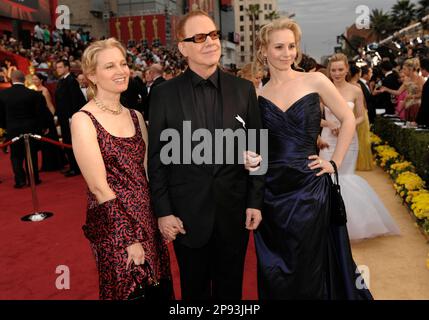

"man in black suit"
[148,11,264,300]
[0,71,47,188]
[55,59,86,177]
[358,65,376,124]
[416,58,429,126]
[143,63,165,120]
[120,72,147,114]
[374,61,400,115]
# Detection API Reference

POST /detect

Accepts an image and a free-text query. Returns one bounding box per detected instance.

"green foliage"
[373,117,429,183]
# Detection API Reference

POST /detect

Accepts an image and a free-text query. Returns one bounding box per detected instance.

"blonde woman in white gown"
[320,54,400,241]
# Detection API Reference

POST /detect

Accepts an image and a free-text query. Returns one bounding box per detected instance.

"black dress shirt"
[189,68,223,133]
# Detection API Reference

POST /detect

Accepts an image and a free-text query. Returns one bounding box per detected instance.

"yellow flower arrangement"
[389,161,415,179]
[374,145,400,168]
[390,161,415,173]
[370,132,383,146]
[370,131,429,238]
[395,171,426,192]
[410,191,429,220]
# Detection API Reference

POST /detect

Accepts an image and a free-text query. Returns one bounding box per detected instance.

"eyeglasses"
[181,30,221,43]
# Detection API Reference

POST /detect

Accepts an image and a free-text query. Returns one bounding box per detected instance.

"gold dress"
[356,109,374,171]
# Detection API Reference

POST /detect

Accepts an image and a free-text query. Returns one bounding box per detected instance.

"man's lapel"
[178,69,197,124]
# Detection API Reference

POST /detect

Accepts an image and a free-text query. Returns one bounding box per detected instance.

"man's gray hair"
[11,70,25,83]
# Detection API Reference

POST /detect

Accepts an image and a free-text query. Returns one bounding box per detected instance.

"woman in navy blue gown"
[246,18,373,299]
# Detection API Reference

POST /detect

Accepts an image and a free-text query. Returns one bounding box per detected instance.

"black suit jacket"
[416,79,429,126]
[121,76,147,114]
[379,72,401,114]
[0,84,48,138]
[54,74,86,122]
[143,76,166,120]
[148,68,265,248]
[358,79,376,123]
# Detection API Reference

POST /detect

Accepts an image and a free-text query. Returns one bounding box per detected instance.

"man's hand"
[245,208,262,230]
[158,215,186,242]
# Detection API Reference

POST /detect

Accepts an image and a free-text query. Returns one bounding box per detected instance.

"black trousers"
[59,118,79,172]
[10,139,39,185]
[173,226,249,300]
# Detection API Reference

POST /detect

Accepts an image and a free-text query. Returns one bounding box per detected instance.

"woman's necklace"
[94,98,123,115]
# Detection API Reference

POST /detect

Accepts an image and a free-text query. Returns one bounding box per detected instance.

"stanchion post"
[21,133,54,222]
[24,134,39,212]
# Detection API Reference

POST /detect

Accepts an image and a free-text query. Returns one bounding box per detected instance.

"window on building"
[240,36,244,42]
[241,56,245,62]
[240,25,244,32]
[240,15,244,22]
[240,5,243,11]
[241,46,244,52]
[269,4,272,10]
[256,15,259,20]
[264,4,267,10]
[249,25,252,31]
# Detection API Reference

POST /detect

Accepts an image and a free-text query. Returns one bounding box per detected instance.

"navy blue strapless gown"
[255,93,373,300]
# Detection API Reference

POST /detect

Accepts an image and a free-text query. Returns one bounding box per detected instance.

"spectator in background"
[0,71,47,188]
[373,61,401,115]
[77,73,89,101]
[43,25,51,45]
[416,58,429,126]
[299,54,317,72]
[55,59,86,177]
[2,59,17,82]
[237,63,263,95]
[358,65,376,123]
[32,73,64,172]
[143,63,165,120]
[34,22,44,43]
[163,68,174,80]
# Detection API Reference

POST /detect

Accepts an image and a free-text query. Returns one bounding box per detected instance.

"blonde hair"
[81,37,127,97]
[403,58,420,71]
[256,18,302,69]
[327,53,349,81]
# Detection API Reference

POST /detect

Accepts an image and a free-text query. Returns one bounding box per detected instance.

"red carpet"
[0,151,258,300]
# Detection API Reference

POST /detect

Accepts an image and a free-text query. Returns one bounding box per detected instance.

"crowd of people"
[0,9,428,301]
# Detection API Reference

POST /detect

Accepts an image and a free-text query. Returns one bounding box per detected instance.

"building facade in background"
[234,0,277,67]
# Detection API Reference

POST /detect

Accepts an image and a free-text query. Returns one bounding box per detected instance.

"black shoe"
[65,170,80,177]
[60,168,70,174]
[14,183,26,189]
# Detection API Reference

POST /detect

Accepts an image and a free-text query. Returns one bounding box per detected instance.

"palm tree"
[370,9,395,42]
[246,4,262,61]
[391,0,417,30]
[265,11,280,21]
[416,0,429,20]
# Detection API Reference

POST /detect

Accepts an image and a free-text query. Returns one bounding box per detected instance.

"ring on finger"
[319,159,322,165]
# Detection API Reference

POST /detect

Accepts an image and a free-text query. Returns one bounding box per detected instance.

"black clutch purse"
[128,262,174,301]
[329,160,347,226]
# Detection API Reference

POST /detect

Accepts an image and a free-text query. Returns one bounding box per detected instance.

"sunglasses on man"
[181,30,221,43]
